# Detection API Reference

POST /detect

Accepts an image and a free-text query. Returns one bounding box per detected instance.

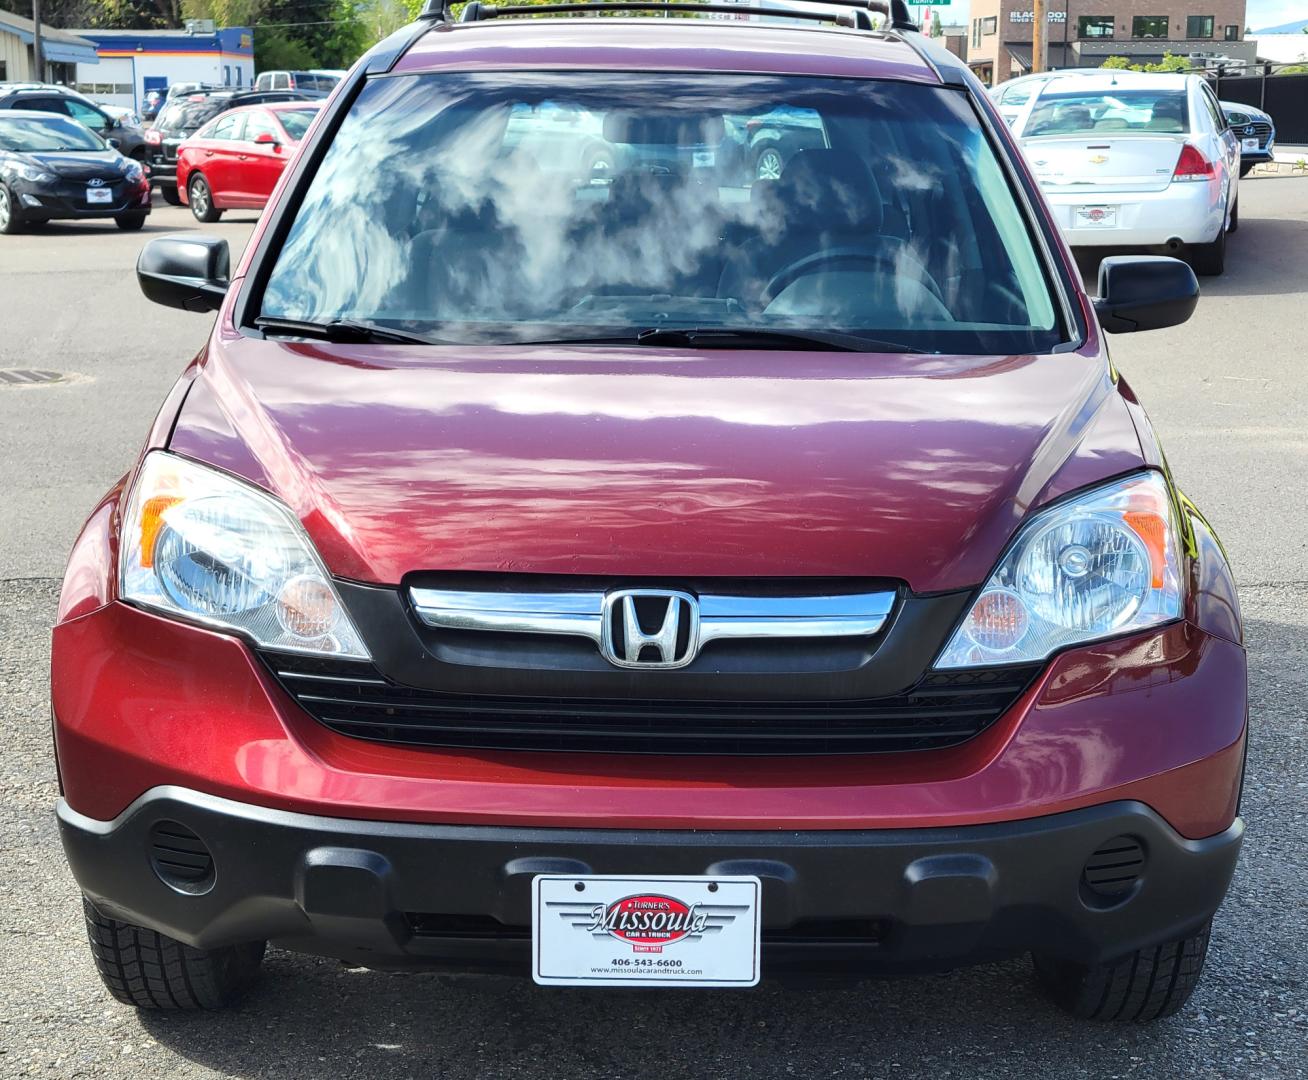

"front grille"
[262,652,1040,756]
[1242,121,1272,148]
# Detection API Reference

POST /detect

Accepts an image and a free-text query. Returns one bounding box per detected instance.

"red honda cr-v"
[53,0,1245,1021]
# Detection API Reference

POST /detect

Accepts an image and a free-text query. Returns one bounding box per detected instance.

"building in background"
[938,21,970,60]
[0,9,99,84]
[68,27,254,112]
[967,0,1257,85]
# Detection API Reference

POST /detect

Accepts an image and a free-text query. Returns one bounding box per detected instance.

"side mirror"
[254,131,279,145]
[1093,256,1199,334]
[137,235,230,313]
[107,137,121,150]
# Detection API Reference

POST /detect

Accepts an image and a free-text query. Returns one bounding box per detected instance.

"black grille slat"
[262,652,1039,756]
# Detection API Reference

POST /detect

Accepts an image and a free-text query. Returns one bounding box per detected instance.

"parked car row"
[990,70,1243,275]
[146,88,319,205]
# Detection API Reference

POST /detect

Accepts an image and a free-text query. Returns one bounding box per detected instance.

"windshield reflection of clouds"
[260,73,1059,352]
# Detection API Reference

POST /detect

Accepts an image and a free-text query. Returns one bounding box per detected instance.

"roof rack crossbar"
[420,0,917,31]
[459,1,855,26]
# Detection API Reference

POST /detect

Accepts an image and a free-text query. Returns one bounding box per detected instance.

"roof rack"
[418,0,919,32]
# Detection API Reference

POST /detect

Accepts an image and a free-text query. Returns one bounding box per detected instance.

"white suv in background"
[1008,71,1240,275]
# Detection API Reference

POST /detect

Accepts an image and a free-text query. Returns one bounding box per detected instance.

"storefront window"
[1132,15,1170,38]
[1187,15,1214,38]
[1078,15,1115,38]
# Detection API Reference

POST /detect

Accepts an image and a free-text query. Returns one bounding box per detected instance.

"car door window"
[1200,87,1227,132]
[65,100,109,132]
[209,114,246,142]
[21,96,71,117]
[244,112,280,144]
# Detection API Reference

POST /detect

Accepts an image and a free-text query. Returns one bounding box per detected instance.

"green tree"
[254,27,319,68]
[1142,52,1190,72]
[1099,55,1132,69]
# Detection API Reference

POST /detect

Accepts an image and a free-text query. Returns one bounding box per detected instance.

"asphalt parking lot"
[2,184,1306,1078]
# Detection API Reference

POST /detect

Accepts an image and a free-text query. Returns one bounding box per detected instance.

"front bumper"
[13,179,150,221]
[59,787,1243,977]
[1042,180,1225,247]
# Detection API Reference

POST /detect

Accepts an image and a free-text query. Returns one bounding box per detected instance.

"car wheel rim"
[756,150,782,181]
[0,188,9,229]
[191,182,208,215]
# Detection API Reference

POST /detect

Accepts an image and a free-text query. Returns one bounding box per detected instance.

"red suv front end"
[53,4,1244,1020]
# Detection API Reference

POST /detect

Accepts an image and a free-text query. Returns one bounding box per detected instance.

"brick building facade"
[966,0,1257,85]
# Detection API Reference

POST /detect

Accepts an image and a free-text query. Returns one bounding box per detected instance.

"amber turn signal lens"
[1123,510,1168,589]
[965,589,1029,652]
[137,494,182,569]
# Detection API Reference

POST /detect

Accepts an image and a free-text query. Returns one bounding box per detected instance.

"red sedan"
[176,102,319,222]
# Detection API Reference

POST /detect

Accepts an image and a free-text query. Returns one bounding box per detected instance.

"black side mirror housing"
[137,235,230,313]
[1093,255,1199,334]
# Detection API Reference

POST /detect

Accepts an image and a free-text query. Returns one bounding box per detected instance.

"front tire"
[0,184,24,234]
[115,212,147,232]
[1033,921,1211,1022]
[83,898,265,1010]
[188,174,222,223]
[1239,161,1254,178]
[160,183,183,207]
[1189,221,1226,276]
[754,144,784,182]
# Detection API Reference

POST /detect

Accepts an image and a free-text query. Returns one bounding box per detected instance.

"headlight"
[935,472,1181,668]
[123,161,144,182]
[120,452,370,658]
[17,164,56,183]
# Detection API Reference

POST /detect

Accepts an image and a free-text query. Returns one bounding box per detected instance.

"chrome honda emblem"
[599,589,700,669]
[88,177,105,187]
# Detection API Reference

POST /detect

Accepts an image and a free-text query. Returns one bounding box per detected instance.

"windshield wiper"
[254,316,439,345]
[634,327,925,353]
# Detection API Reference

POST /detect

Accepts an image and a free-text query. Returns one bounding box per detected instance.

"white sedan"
[1010,72,1240,275]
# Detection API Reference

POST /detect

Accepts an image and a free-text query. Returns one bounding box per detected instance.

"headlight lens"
[18,164,56,183]
[120,452,370,658]
[935,472,1181,668]
[123,161,144,182]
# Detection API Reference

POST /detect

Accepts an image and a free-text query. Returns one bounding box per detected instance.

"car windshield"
[157,97,230,134]
[259,73,1061,353]
[1023,89,1191,137]
[0,114,104,152]
[276,108,318,141]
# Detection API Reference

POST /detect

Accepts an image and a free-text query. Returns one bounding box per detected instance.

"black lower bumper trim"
[58,789,1242,978]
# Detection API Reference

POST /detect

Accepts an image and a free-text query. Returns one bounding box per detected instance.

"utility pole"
[1032,0,1046,73]
[32,0,45,82]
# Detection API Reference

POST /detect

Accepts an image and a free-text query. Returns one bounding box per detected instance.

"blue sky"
[938,1,1306,32]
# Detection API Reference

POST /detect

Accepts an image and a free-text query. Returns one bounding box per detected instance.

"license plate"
[532,874,761,987]
[86,186,113,204]
[1075,205,1117,228]
[1242,137,1260,152]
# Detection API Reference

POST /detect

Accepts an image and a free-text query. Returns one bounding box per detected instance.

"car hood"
[22,150,124,180]
[168,338,1147,592]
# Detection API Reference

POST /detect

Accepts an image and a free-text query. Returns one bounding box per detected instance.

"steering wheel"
[760,245,944,308]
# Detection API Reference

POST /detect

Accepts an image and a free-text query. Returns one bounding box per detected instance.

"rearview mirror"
[137,235,230,313]
[1093,256,1199,334]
